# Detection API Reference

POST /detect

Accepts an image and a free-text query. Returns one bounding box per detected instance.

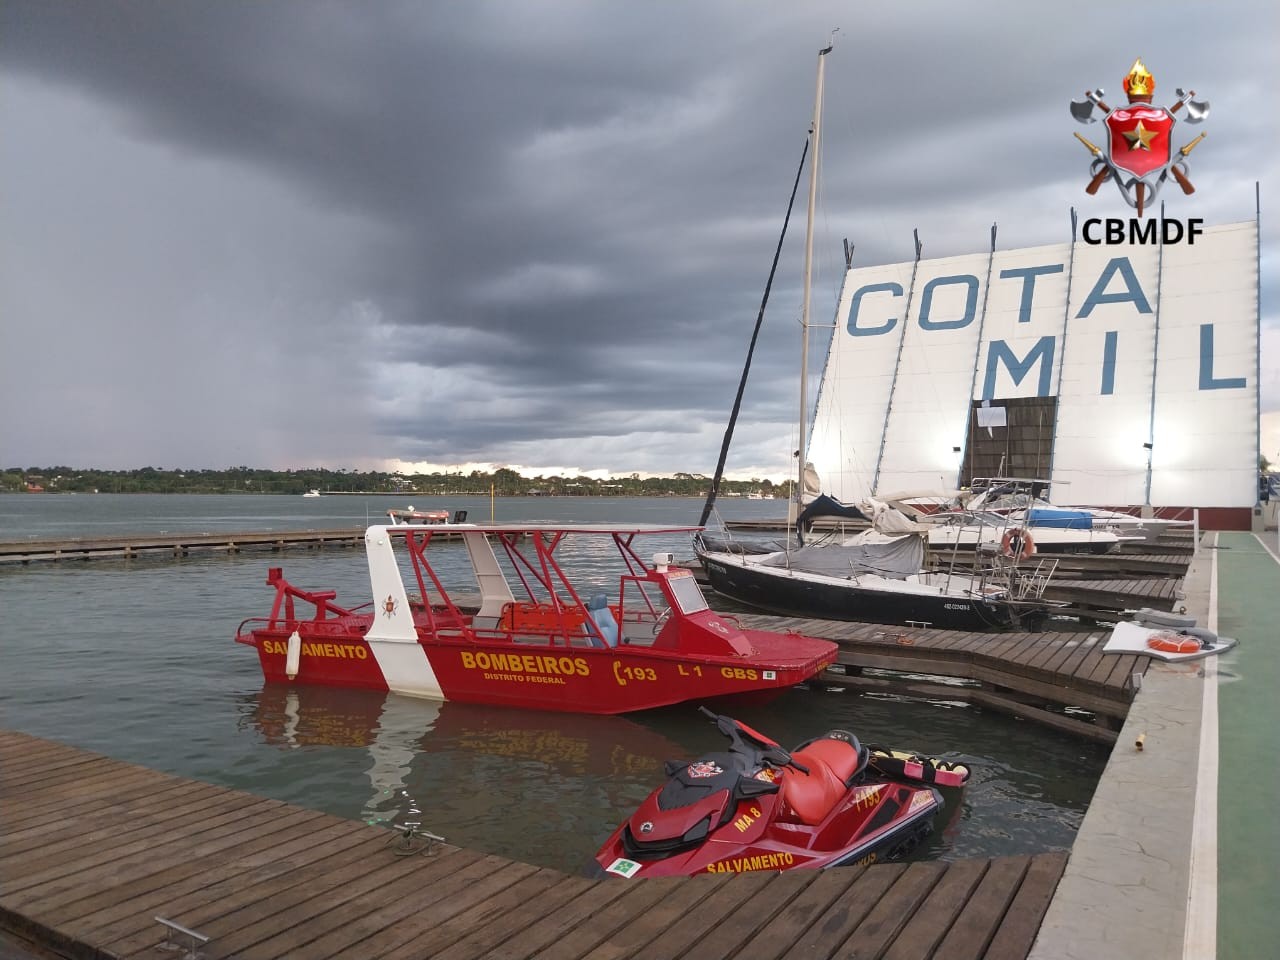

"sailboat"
[694,42,1057,632]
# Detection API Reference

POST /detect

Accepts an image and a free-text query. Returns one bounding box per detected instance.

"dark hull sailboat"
[695,537,1048,632]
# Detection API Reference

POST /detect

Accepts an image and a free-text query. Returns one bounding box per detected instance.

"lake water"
[0,493,1108,872]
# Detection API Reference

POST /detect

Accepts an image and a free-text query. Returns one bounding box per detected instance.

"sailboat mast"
[798,41,832,506]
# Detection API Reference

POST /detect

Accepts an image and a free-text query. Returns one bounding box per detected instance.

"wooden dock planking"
[759,610,1144,724]
[525,877,692,960]
[1037,633,1095,677]
[653,871,824,960]
[0,732,1075,960]
[471,870,642,960]
[0,737,1075,960]
[822,862,947,957]
[7,795,294,912]
[100,830,447,957]
[1,778,216,855]
[3,775,267,863]
[352,862,571,960]
[3,781,249,874]
[724,866,891,960]
[0,529,367,565]
[932,855,1033,958]
[602,869,770,960]
[549,872,740,960]
[981,852,1069,959]
[1043,577,1182,614]
[215,849,525,960]
[881,858,990,960]
[1054,632,1107,680]
[90,826,407,955]
[428,873,601,960]
[47,813,346,933]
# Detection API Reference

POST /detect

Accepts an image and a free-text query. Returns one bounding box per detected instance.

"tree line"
[3,466,786,499]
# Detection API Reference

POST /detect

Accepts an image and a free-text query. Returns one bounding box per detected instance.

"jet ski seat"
[780,739,864,826]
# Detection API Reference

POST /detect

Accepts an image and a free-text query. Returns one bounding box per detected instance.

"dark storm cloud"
[2,1,1275,476]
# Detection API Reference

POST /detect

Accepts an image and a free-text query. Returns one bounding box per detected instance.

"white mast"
[798,37,834,507]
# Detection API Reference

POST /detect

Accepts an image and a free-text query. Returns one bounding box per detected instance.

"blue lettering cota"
[1076,258,1153,318]
[1198,323,1246,390]
[982,336,1056,399]
[847,282,902,337]
[999,264,1065,323]
[918,275,978,331]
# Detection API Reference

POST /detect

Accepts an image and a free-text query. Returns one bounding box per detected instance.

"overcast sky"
[2,1,1277,480]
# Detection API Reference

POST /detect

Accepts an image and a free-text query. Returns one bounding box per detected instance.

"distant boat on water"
[302,489,322,498]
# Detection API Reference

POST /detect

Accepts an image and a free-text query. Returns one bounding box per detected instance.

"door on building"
[959,397,1058,488]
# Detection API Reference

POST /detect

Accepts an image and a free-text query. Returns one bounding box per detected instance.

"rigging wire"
[698,134,811,528]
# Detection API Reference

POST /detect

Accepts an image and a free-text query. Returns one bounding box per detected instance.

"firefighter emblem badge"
[1069,58,1209,216]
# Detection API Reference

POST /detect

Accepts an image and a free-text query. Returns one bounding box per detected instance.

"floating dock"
[741,616,1142,743]
[0,730,1066,960]
[0,529,367,564]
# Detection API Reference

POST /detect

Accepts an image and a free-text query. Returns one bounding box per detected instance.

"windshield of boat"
[667,572,709,615]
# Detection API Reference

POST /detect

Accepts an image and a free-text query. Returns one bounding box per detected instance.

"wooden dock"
[0,529,369,565]
[732,614,1147,744]
[0,731,1068,960]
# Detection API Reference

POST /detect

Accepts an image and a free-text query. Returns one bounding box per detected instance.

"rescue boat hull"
[247,627,834,714]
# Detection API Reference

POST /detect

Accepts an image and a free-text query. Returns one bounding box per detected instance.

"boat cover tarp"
[797,494,867,527]
[1026,507,1093,530]
[759,536,925,580]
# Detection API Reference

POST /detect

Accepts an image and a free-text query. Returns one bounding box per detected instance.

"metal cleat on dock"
[154,916,209,959]
[387,821,446,857]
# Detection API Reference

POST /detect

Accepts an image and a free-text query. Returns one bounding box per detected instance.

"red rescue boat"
[234,523,837,714]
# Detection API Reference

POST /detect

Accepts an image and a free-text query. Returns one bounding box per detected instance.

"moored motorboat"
[593,709,958,879]
[386,505,457,525]
[921,512,1128,555]
[930,478,1183,548]
[234,523,837,714]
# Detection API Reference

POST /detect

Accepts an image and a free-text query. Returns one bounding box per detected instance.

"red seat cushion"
[779,760,843,826]
[794,739,861,782]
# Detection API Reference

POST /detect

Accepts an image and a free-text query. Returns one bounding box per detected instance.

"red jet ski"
[593,708,954,879]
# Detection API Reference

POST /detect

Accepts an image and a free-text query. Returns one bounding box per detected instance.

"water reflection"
[238,683,1107,872]
[241,684,687,869]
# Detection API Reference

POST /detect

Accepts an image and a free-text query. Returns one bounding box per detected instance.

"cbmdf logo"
[1070,58,1209,217]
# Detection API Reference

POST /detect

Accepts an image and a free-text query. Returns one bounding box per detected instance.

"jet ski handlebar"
[698,706,811,776]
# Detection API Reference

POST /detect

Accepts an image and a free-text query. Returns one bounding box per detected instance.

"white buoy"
[285,630,302,679]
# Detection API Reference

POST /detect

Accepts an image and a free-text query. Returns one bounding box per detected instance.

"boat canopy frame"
[386,525,694,647]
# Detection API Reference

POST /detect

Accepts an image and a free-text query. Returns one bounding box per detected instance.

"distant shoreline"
[5,490,782,499]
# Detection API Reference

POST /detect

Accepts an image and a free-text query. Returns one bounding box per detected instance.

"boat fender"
[285,629,302,679]
[1134,608,1197,629]
[1145,631,1202,654]
[1000,528,1036,560]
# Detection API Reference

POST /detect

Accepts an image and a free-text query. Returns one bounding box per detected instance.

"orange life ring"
[1000,527,1036,559]
[1146,631,1202,654]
